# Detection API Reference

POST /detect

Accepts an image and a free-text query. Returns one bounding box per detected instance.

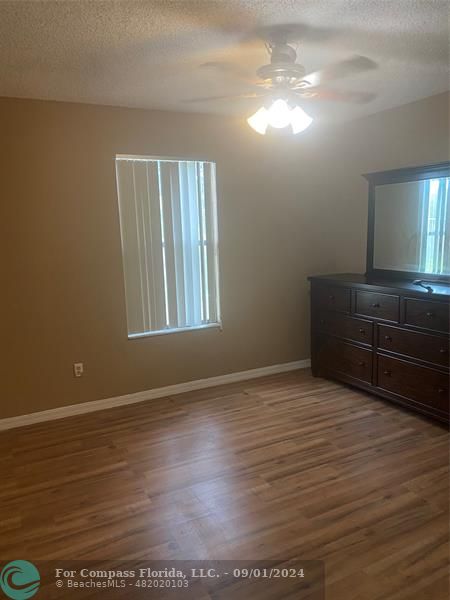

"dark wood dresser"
[309,274,450,423]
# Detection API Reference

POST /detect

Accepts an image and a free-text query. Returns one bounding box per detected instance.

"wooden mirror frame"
[363,161,450,283]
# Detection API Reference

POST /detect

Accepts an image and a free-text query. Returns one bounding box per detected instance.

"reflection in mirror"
[373,177,450,276]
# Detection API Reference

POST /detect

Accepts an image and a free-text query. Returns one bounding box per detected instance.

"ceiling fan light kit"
[247,99,313,135]
[247,106,270,134]
[290,105,314,134]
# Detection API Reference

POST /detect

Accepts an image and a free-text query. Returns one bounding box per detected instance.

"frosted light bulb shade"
[247,107,269,134]
[267,99,291,129]
[290,105,313,134]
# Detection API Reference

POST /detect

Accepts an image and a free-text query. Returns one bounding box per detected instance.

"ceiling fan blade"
[183,92,265,103]
[301,55,377,87]
[296,87,376,104]
[200,61,260,85]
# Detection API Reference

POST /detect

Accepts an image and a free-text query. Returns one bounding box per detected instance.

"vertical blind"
[115,156,220,337]
[419,177,449,275]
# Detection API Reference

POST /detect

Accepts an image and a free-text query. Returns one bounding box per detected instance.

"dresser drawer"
[404,298,449,333]
[377,355,449,414]
[378,325,449,368]
[317,336,372,383]
[315,285,350,313]
[355,290,399,321]
[318,312,373,345]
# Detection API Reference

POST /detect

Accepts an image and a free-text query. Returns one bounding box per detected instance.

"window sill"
[128,322,222,339]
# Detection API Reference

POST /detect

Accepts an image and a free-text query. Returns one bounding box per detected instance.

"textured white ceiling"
[0,0,448,121]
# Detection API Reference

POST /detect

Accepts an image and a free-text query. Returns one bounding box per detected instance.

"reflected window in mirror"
[419,177,449,275]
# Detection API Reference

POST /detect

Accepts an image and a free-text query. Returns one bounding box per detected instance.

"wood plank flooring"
[1,369,448,599]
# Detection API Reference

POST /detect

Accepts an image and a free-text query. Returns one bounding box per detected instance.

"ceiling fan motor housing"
[257,43,306,83]
[271,43,296,63]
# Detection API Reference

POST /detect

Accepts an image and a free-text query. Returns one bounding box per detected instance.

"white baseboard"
[0,359,310,431]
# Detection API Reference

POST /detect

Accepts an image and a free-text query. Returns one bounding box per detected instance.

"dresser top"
[308,273,450,300]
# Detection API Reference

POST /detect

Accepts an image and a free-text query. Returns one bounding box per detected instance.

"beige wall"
[0,92,448,418]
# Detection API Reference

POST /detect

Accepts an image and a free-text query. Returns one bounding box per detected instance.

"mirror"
[374,178,450,275]
[365,163,450,281]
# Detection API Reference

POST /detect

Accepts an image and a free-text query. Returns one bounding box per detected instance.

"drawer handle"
[372,303,380,308]
[383,370,392,376]
[329,295,335,302]
[438,388,447,395]
[358,328,366,335]
[426,311,435,318]
[357,361,366,367]
[384,335,392,342]
[439,348,448,354]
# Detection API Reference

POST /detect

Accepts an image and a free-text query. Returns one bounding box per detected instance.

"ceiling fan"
[187,33,377,135]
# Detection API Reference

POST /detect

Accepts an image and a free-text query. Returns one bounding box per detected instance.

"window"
[419,177,449,274]
[115,156,221,338]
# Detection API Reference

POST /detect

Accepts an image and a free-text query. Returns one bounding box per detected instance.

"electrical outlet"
[73,362,84,378]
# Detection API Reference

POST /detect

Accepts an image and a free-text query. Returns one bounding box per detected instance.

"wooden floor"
[1,369,449,599]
